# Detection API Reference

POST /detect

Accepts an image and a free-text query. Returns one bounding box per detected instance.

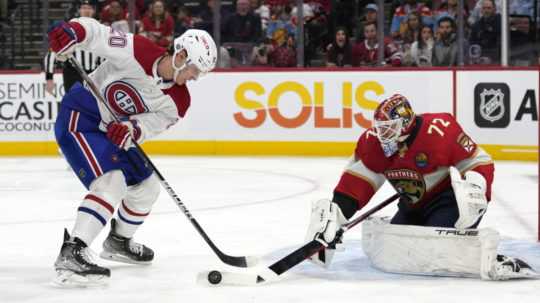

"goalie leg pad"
[361,217,499,278]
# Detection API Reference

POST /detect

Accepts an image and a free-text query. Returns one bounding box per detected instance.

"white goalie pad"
[361,217,500,279]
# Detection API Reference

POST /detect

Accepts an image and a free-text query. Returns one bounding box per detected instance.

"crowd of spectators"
[63,0,540,68]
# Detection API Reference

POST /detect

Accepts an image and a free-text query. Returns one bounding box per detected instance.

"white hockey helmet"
[172,29,217,79]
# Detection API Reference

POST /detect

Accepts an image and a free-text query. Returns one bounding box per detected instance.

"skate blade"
[512,268,540,280]
[99,251,152,265]
[52,270,108,288]
[490,268,540,280]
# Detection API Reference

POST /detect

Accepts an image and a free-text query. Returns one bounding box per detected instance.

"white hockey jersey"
[65,17,190,143]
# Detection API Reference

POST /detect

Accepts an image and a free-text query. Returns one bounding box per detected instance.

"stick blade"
[218,254,258,268]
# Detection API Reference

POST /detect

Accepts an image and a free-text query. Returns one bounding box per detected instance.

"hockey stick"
[68,56,255,268]
[202,192,400,285]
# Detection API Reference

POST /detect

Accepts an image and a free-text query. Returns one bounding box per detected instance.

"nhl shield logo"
[479,89,505,122]
[474,83,510,128]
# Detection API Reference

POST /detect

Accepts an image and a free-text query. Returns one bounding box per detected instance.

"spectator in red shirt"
[100,0,128,26]
[352,21,402,67]
[268,29,297,67]
[140,0,174,48]
[98,0,145,16]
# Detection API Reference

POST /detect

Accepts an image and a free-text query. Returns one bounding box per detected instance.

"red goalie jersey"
[334,112,494,210]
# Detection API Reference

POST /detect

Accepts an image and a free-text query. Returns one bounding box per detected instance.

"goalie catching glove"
[305,199,348,268]
[449,166,488,229]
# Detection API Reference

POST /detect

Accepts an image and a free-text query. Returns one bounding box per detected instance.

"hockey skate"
[100,219,154,265]
[488,255,539,280]
[53,229,110,287]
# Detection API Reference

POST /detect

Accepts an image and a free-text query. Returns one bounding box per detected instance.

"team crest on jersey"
[384,169,426,204]
[105,81,149,116]
[457,133,475,153]
[415,153,428,168]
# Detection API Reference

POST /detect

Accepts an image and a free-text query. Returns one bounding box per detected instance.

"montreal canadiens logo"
[105,81,148,115]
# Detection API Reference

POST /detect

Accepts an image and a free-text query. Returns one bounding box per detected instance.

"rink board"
[0,69,537,160]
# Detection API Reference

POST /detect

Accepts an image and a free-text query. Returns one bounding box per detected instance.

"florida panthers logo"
[105,81,149,116]
[384,169,426,204]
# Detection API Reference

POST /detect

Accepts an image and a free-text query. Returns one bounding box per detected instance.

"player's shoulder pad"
[420,112,464,141]
[354,128,388,173]
[421,112,456,123]
[421,112,461,128]
[133,35,167,76]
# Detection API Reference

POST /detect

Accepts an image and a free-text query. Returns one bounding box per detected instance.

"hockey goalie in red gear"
[305,94,538,280]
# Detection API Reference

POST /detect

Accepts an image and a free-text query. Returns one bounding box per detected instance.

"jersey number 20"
[109,28,127,48]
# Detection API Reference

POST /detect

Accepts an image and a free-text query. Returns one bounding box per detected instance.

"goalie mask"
[171,29,217,80]
[373,94,416,157]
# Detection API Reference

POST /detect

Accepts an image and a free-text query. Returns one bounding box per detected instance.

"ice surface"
[0,156,538,303]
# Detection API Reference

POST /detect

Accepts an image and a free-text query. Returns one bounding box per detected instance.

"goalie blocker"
[361,217,538,280]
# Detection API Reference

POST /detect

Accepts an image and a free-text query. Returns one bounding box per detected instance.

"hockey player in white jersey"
[48,17,217,285]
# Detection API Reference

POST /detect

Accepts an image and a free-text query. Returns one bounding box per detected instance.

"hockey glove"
[47,21,78,59]
[305,199,348,268]
[449,166,488,229]
[106,120,142,150]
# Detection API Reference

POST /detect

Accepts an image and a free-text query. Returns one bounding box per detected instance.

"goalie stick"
[203,193,401,285]
[68,56,256,268]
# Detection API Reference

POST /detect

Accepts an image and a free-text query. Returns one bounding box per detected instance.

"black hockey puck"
[207,270,222,285]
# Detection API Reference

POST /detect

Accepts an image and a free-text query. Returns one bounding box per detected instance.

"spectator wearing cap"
[469,0,501,64]
[140,0,174,48]
[44,0,103,95]
[356,3,378,41]
[222,0,262,43]
[390,0,433,39]
[326,27,353,67]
